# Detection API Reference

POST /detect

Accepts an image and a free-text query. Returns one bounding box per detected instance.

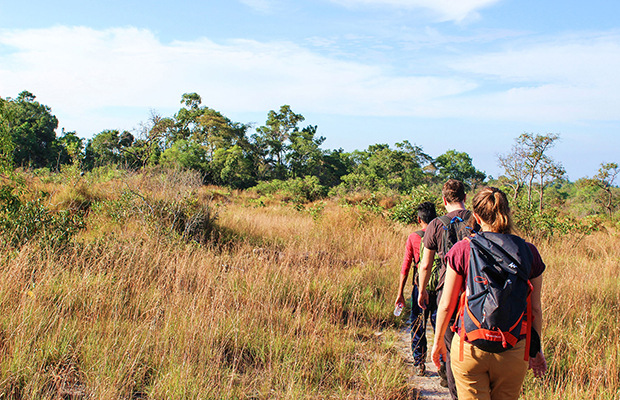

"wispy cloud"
[0,26,475,134]
[239,0,274,13]
[0,26,618,137]
[327,0,502,22]
[445,32,620,121]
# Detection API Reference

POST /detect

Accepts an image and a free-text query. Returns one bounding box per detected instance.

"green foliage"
[0,91,60,169]
[334,141,431,195]
[212,145,256,189]
[254,105,306,180]
[95,188,217,244]
[389,184,439,224]
[434,149,486,188]
[252,176,328,203]
[513,202,599,240]
[84,129,137,169]
[159,139,208,172]
[582,162,619,217]
[0,185,85,248]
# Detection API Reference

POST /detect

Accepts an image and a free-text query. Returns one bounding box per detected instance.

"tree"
[434,150,486,188]
[253,105,305,180]
[336,141,431,193]
[587,162,619,217]
[286,125,325,179]
[168,93,254,184]
[535,158,566,211]
[84,129,136,169]
[159,139,208,172]
[499,133,561,207]
[56,129,84,167]
[0,91,59,168]
[0,98,15,173]
[497,151,526,200]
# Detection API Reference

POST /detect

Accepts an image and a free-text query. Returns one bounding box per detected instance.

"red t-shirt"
[445,233,545,291]
[401,229,424,276]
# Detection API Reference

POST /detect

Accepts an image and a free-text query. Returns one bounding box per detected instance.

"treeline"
[0,91,484,192]
[0,90,617,219]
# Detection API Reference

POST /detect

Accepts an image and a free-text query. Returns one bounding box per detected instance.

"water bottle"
[393,302,404,317]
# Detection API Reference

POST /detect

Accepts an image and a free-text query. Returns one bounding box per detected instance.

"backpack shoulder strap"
[437,215,451,227]
[414,229,425,238]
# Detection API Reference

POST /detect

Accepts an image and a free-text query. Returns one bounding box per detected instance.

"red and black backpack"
[453,232,534,361]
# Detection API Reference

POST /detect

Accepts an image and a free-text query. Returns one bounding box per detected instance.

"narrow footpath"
[393,326,450,400]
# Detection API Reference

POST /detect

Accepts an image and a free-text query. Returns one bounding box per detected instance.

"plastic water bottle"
[393,302,404,317]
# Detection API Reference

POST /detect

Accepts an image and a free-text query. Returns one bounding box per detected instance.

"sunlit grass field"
[0,168,618,399]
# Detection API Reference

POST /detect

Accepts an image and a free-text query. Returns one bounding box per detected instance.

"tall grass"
[522,229,620,399]
[0,169,411,399]
[1,169,617,399]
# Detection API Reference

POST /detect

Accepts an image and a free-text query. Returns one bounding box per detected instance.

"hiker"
[394,201,438,376]
[418,178,472,396]
[431,187,547,400]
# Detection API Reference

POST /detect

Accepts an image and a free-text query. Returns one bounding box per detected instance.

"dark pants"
[410,285,437,366]
[438,287,459,400]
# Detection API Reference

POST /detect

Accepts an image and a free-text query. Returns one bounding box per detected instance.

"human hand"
[431,339,447,369]
[528,351,547,378]
[417,289,428,310]
[395,294,405,308]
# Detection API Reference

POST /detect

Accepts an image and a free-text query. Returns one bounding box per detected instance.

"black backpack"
[453,232,534,361]
[436,211,472,290]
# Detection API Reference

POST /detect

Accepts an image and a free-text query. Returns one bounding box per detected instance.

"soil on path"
[393,326,450,400]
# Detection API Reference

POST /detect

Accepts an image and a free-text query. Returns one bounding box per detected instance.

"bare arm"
[394,271,409,307]
[530,275,543,339]
[528,274,547,377]
[417,248,436,309]
[431,264,463,368]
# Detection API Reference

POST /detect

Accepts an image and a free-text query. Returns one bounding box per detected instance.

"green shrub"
[389,184,439,224]
[0,185,85,248]
[252,176,327,203]
[513,203,600,240]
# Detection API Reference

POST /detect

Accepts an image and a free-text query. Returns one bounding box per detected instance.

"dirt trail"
[393,327,450,400]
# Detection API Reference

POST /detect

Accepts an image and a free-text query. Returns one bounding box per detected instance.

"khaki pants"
[451,334,528,400]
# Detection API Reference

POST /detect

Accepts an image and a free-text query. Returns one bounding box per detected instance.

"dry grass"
[521,229,620,399]
[1,169,617,399]
[0,170,412,399]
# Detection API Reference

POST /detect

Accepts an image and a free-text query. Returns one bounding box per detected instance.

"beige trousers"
[450,334,528,400]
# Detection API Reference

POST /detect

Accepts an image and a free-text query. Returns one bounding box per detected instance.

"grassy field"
[0,168,618,399]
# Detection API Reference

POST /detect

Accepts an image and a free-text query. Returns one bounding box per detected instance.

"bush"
[513,204,600,240]
[251,176,327,203]
[0,185,85,248]
[389,184,439,225]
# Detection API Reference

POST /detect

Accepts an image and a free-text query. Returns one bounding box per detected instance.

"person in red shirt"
[431,187,548,400]
[394,201,437,376]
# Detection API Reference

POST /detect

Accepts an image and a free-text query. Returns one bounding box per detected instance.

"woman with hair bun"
[431,187,548,400]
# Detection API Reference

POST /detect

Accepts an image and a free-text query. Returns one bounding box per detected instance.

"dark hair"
[417,201,437,224]
[442,179,466,203]
[471,187,515,234]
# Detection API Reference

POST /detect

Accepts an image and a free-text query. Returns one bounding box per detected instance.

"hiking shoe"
[438,363,447,380]
[438,362,448,386]
[415,364,426,376]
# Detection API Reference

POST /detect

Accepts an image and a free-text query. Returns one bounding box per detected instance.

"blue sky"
[1,0,619,180]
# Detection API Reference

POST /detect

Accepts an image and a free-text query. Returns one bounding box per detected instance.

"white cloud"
[0,26,475,134]
[0,26,619,137]
[328,0,502,22]
[444,32,620,122]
